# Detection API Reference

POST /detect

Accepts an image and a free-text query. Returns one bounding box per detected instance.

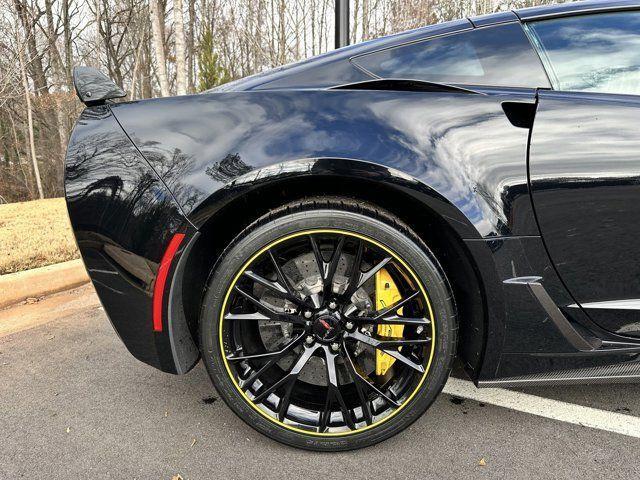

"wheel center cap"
[312,315,341,341]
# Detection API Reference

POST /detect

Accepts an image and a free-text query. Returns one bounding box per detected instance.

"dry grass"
[0,198,80,275]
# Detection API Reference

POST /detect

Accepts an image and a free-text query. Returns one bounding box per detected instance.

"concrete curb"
[0,259,89,309]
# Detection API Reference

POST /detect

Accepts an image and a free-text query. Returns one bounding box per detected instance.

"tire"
[199,198,457,451]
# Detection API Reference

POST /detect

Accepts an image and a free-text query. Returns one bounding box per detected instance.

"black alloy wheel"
[200,198,457,451]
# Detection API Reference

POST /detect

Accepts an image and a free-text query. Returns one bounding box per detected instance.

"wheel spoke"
[233,286,304,324]
[318,389,333,432]
[375,337,431,348]
[345,330,425,373]
[376,291,421,318]
[342,348,374,424]
[236,335,305,389]
[309,235,326,281]
[239,361,275,390]
[346,291,426,325]
[252,344,319,404]
[243,269,307,308]
[233,285,275,312]
[244,270,287,294]
[341,239,364,301]
[351,315,431,326]
[277,379,296,422]
[340,245,392,302]
[342,341,401,409]
[224,312,271,322]
[268,249,295,295]
[356,256,392,290]
[323,236,345,298]
[226,333,304,362]
[323,346,356,430]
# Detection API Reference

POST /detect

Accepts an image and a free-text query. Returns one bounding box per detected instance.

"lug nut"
[416,326,424,335]
[304,311,313,319]
[345,321,355,331]
[305,335,315,345]
[328,301,337,310]
[330,342,340,352]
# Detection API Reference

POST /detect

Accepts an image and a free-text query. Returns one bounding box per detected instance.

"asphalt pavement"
[2,285,640,479]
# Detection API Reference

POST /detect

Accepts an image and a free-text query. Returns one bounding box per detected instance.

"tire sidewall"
[200,209,456,451]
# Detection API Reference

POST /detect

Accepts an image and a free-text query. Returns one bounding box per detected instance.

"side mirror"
[72,66,126,106]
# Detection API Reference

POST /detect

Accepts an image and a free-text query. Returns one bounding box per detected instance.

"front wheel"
[200,198,457,451]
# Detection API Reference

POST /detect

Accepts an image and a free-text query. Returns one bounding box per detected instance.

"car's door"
[527,11,640,337]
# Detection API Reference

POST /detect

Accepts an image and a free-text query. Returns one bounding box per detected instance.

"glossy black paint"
[530,91,640,337]
[110,89,538,239]
[469,10,518,27]
[63,2,640,384]
[465,236,640,380]
[111,87,614,382]
[515,0,640,20]
[65,105,193,373]
[72,66,126,105]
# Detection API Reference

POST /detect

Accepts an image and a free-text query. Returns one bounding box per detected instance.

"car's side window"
[527,12,640,95]
[351,23,549,89]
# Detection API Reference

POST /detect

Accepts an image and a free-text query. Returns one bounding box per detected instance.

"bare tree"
[13,0,48,95]
[44,0,69,154]
[17,33,43,199]
[174,0,188,95]
[187,0,196,92]
[62,0,73,91]
[150,0,170,96]
[0,0,569,203]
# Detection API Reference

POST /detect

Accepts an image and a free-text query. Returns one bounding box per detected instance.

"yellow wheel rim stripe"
[218,228,436,437]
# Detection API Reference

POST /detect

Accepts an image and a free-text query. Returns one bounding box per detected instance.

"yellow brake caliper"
[375,268,404,376]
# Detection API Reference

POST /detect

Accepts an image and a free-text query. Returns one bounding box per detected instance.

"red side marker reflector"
[153,233,186,332]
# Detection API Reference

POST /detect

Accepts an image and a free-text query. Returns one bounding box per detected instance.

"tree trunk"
[44,0,68,156]
[8,112,34,199]
[311,0,316,56]
[352,0,360,44]
[95,0,102,60]
[130,39,143,100]
[13,0,49,95]
[174,0,188,95]
[18,42,44,200]
[187,0,196,92]
[62,0,73,92]
[278,0,286,64]
[150,0,170,96]
[142,32,153,98]
[363,0,370,40]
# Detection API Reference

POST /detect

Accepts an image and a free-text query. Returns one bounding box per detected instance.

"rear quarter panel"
[109,90,537,239]
[65,105,194,372]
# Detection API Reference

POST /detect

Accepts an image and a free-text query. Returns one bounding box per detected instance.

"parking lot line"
[444,377,640,439]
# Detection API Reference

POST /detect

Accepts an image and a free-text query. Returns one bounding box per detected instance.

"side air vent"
[330,78,481,95]
[503,276,599,351]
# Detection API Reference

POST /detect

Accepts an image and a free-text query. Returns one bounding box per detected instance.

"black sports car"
[65,0,640,450]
